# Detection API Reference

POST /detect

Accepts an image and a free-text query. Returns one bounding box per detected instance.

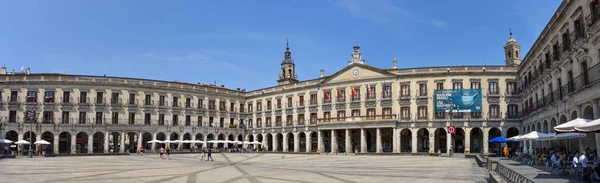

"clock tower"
[277,40,299,85]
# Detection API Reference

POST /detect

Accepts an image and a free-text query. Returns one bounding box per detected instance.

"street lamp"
[240,121,246,153]
[27,109,38,158]
[446,98,455,158]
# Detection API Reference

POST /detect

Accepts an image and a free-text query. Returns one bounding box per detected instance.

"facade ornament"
[393,58,397,68]
[320,68,324,78]
[348,46,365,65]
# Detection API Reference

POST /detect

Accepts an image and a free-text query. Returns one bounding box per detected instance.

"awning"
[554,118,593,133]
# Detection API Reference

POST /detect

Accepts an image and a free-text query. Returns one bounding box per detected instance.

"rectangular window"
[506,82,515,95]
[129,113,135,125]
[247,119,252,128]
[62,112,70,124]
[198,116,203,126]
[256,102,262,111]
[453,82,463,89]
[470,82,480,89]
[173,97,179,107]
[230,102,235,112]
[248,104,253,112]
[63,91,70,103]
[111,92,119,104]
[10,91,18,102]
[27,91,37,102]
[508,104,519,118]
[287,97,293,108]
[276,116,282,126]
[298,114,305,125]
[80,112,87,124]
[299,96,305,106]
[338,111,346,118]
[310,94,317,105]
[96,92,103,104]
[489,82,498,94]
[159,114,165,126]
[435,112,445,119]
[186,98,191,108]
[277,99,282,109]
[95,112,103,124]
[286,115,293,125]
[239,104,244,112]
[173,115,179,126]
[197,99,203,109]
[9,111,17,123]
[383,107,392,116]
[256,118,262,127]
[112,112,118,124]
[382,85,391,98]
[219,117,224,127]
[418,84,427,96]
[418,106,427,119]
[352,89,361,101]
[219,101,226,111]
[436,83,444,90]
[159,96,165,106]
[44,91,55,102]
[144,113,151,125]
[267,101,272,110]
[489,105,500,119]
[43,111,53,123]
[310,113,317,124]
[186,115,191,126]
[367,86,376,99]
[471,112,481,119]
[145,94,151,105]
[230,118,234,126]
[128,93,135,105]
[324,91,332,102]
[351,109,360,117]
[266,117,271,127]
[401,107,410,119]
[401,85,410,96]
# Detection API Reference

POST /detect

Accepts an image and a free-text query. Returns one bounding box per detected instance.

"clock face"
[352,69,359,76]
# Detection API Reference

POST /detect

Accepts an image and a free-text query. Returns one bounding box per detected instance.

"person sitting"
[580,151,594,181]
[551,152,559,167]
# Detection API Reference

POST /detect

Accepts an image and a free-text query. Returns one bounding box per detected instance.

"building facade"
[518,0,600,153]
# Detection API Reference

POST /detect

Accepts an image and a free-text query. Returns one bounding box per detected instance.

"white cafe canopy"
[554,118,593,133]
[147,140,163,143]
[14,140,30,145]
[574,118,600,132]
[551,132,586,139]
[192,140,205,143]
[518,131,553,140]
[0,139,13,144]
[34,140,51,145]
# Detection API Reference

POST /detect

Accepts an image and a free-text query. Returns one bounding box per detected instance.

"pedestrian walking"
[207,147,213,161]
[139,145,144,156]
[200,149,206,161]
[166,146,171,159]
[159,147,165,159]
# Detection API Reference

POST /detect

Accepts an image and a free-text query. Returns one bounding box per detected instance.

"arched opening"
[349,129,361,153]
[298,132,306,152]
[206,134,215,148]
[41,131,54,154]
[310,132,317,152]
[217,134,224,149]
[23,131,36,154]
[93,132,104,153]
[542,120,548,133]
[228,134,234,149]
[571,110,578,120]
[194,133,204,150]
[237,134,243,142]
[4,131,18,155]
[110,132,121,153]
[400,129,411,152]
[266,134,273,151]
[59,132,71,154]
[470,128,483,153]
[507,127,519,138]
[536,122,541,132]
[287,133,294,152]
[169,133,179,150]
[416,128,429,153]
[560,115,568,124]
[434,128,447,153]
[583,105,594,119]
[76,132,88,153]
[488,127,502,155]
[452,128,465,153]
[126,132,138,153]
[256,134,263,151]
[276,133,283,152]
[142,132,152,152]
[550,118,557,132]
[381,128,393,153]
[182,133,191,150]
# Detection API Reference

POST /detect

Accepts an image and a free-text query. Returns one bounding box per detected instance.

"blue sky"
[0,0,561,90]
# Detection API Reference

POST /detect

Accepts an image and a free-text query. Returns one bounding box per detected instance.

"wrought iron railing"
[494,161,535,183]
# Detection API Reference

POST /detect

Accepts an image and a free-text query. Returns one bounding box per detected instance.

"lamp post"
[240,122,246,153]
[27,109,38,158]
[446,98,455,158]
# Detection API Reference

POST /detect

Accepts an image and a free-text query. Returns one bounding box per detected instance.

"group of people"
[154,145,214,161]
[536,147,599,181]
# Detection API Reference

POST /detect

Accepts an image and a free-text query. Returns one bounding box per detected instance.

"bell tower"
[277,40,299,85]
[504,29,522,67]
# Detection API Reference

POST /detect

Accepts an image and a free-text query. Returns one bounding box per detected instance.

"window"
[62,112,70,124]
[256,118,262,127]
[186,98,191,108]
[127,93,135,105]
[352,89,361,101]
[247,119,252,128]
[418,106,427,119]
[471,112,481,119]
[185,115,191,126]
[323,112,331,121]
[506,82,515,95]
[286,115,293,125]
[63,91,70,103]
[470,82,480,89]
[351,109,360,117]
[338,111,346,118]
[256,102,262,111]
[435,111,445,119]
[298,114,305,124]
[276,99,281,109]
[324,91,332,102]
[230,118,235,126]
[145,113,151,125]
[96,112,103,124]
[276,116,282,126]
[209,100,216,110]
[198,116,203,126]
[418,84,427,96]
[367,85,376,99]
[159,114,165,126]
[159,96,165,106]
[173,115,179,126]
[508,105,519,118]
[219,101,226,110]
[27,91,37,102]
[337,90,346,101]
[173,97,179,107]
[219,117,224,127]
[310,113,317,124]
[198,99,204,109]
[111,92,119,104]
[266,117,271,127]
[9,111,17,123]
[436,83,444,90]
[240,104,244,112]
[145,94,151,105]
[80,112,88,124]
[248,104,253,112]
[287,97,293,108]
[43,111,53,123]
[401,107,410,119]
[230,102,235,112]
[401,85,410,96]
[129,113,135,125]
[453,82,463,89]
[367,108,375,116]
[489,105,500,119]
[10,91,18,102]
[96,92,103,104]
[489,82,498,94]
[382,107,391,116]
[112,112,118,124]
[574,15,585,38]
[44,91,55,103]
[382,85,391,98]
[299,96,305,106]
[310,94,317,105]
[267,101,272,110]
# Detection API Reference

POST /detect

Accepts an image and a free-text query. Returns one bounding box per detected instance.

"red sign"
[448,126,456,134]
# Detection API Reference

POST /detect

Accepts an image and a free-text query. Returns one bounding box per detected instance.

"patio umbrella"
[34,140,51,145]
[554,118,593,133]
[0,139,13,144]
[163,140,175,144]
[488,136,515,143]
[552,132,586,140]
[519,131,553,140]
[14,140,30,145]
[193,140,205,144]
[147,140,163,143]
[574,118,600,132]
[182,140,192,143]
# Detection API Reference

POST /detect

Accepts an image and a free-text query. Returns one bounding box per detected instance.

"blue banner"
[434,89,482,112]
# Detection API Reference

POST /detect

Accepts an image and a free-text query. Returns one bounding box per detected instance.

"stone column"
[318,130,324,153]
[412,129,417,153]
[87,134,93,154]
[191,133,196,151]
[273,133,279,152]
[151,132,157,153]
[104,132,109,153]
[446,131,452,156]
[294,133,299,152]
[203,135,208,149]
[483,128,489,155]
[392,128,399,153]
[283,133,288,152]
[376,128,382,153]
[360,128,367,153]
[137,132,143,153]
[306,132,312,153]
[70,134,76,154]
[331,130,338,153]
[428,129,435,153]
[528,139,533,154]
[464,128,471,154]
[53,134,59,154]
[178,134,183,151]
[120,131,125,153]
[345,129,352,153]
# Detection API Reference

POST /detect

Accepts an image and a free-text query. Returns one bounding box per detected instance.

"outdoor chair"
[550,161,561,174]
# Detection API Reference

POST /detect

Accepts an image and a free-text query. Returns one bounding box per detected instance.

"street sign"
[448,126,456,134]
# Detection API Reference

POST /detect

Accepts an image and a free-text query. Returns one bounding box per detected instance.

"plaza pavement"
[0,153,488,183]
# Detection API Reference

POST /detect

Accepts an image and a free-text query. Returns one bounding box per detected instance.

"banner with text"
[434,89,482,113]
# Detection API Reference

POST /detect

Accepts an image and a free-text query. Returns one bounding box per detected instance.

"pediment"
[318,63,395,85]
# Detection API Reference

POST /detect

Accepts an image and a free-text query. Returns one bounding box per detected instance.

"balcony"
[350,96,360,103]
[558,42,574,61]
[317,114,396,124]
[336,97,346,103]
[110,99,122,107]
[488,112,502,121]
[399,93,411,100]
[322,98,332,104]
[127,99,139,107]
[309,100,318,107]
[25,96,37,104]
[365,94,376,101]
[487,90,500,97]
[416,90,427,99]
[586,9,600,33]
[570,29,589,49]
[285,120,293,126]
[381,92,392,100]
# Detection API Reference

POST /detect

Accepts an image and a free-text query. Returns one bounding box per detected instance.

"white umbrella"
[163,140,176,144]
[250,141,262,144]
[0,139,13,144]
[14,140,30,145]
[207,140,219,143]
[574,118,600,132]
[147,140,163,143]
[552,132,586,139]
[34,140,51,145]
[193,140,205,144]
[182,140,192,143]
[554,118,593,132]
[520,131,553,140]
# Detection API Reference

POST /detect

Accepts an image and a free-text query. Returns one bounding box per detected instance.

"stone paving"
[0,153,488,183]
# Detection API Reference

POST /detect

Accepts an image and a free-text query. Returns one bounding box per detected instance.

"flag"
[323,89,329,100]
[383,81,388,95]
[337,88,343,98]
[351,85,357,96]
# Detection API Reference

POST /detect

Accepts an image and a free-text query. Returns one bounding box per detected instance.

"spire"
[509,28,513,39]
[283,39,293,63]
